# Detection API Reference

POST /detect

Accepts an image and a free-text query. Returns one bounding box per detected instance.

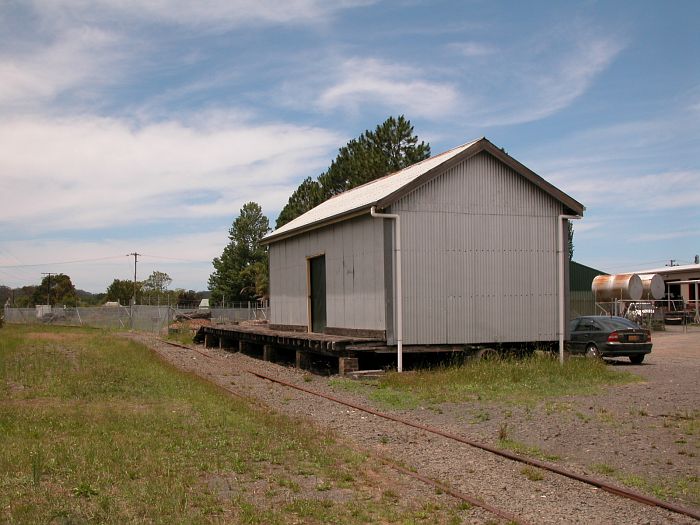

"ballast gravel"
[125,327,699,525]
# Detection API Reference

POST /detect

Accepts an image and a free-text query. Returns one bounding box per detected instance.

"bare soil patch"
[25,332,87,341]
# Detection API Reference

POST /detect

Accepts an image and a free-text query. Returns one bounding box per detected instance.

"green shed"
[569,261,607,318]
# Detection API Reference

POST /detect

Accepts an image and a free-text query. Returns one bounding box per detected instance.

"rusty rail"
[159,339,528,524]
[160,339,700,522]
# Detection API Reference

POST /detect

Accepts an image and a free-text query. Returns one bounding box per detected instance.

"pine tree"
[276,115,430,228]
[209,202,270,303]
[275,177,323,229]
[568,222,575,261]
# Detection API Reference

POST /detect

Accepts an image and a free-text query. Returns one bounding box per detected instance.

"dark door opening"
[309,255,327,333]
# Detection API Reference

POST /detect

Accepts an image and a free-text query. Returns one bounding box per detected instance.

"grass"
[617,473,700,506]
[165,329,196,346]
[331,353,639,409]
[496,421,560,461]
[592,463,617,475]
[470,409,491,424]
[520,466,545,481]
[0,325,466,524]
[591,464,700,506]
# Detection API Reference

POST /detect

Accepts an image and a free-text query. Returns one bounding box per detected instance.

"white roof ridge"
[324,138,479,202]
[264,138,482,242]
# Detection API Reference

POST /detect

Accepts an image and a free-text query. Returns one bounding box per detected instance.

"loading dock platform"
[194,323,385,375]
[193,323,480,375]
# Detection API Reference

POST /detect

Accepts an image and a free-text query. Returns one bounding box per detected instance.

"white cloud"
[521,111,700,216]
[0,27,119,110]
[28,0,373,29]
[312,26,623,125]
[571,220,604,235]
[631,229,700,242]
[318,58,459,118]
[0,114,341,233]
[544,166,700,214]
[475,32,625,126]
[448,41,496,57]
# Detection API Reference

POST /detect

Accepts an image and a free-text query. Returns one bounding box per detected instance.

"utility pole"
[41,272,56,306]
[126,253,140,305]
[127,253,140,329]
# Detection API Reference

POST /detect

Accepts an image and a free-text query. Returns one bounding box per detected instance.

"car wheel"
[585,344,601,359]
[629,354,645,364]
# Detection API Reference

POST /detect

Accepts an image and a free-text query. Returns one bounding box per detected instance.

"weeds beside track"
[160,338,700,522]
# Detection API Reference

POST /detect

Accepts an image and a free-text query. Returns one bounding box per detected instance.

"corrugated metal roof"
[263,136,584,243]
[630,264,700,275]
[264,139,479,243]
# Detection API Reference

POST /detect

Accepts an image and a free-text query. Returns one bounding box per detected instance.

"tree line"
[207,116,431,304]
[1,271,209,308]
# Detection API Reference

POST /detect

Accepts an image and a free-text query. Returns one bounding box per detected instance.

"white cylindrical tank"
[637,274,665,300]
[592,274,643,301]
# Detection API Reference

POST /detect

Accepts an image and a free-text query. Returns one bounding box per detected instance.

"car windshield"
[598,317,640,330]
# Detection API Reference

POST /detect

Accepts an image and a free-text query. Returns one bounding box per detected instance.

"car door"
[573,319,602,352]
[569,319,582,351]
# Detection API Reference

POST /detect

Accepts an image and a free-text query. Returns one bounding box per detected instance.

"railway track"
[158,338,700,523]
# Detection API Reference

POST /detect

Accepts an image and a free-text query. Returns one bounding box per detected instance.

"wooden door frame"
[306,253,325,333]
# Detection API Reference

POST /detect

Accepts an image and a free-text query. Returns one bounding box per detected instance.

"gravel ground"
[126,326,699,524]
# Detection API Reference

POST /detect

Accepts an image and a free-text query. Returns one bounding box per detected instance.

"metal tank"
[592,274,643,301]
[637,274,665,300]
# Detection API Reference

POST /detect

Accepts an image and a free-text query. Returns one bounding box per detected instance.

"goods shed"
[262,137,585,368]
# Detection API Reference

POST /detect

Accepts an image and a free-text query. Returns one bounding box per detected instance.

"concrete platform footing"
[339,357,359,376]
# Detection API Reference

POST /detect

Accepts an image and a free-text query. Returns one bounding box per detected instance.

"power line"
[0,253,211,269]
[602,258,673,271]
[0,247,36,281]
[0,267,34,283]
[0,255,125,269]
[140,253,210,263]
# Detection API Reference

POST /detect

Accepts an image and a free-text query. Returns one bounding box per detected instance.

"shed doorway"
[308,255,327,333]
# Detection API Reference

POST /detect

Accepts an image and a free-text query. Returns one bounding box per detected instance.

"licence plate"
[628,335,640,342]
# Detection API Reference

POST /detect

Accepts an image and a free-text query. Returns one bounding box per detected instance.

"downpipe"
[558,214,582,364]
[370,206,403,372]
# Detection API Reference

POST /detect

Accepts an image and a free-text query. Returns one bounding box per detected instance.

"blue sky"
[0,0,698,293]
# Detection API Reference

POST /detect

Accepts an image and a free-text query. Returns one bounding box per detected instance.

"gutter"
[370,206,403,372]
[558,214,582,365]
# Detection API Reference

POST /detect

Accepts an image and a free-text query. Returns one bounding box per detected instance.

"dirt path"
[127,330,699,524]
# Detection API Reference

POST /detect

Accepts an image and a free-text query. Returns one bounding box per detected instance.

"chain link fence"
[3,304,270,333]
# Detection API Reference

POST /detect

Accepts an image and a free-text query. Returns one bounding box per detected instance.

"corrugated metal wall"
[569,261,607,319]
[269,215,386,330]
[391,152,563,345]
